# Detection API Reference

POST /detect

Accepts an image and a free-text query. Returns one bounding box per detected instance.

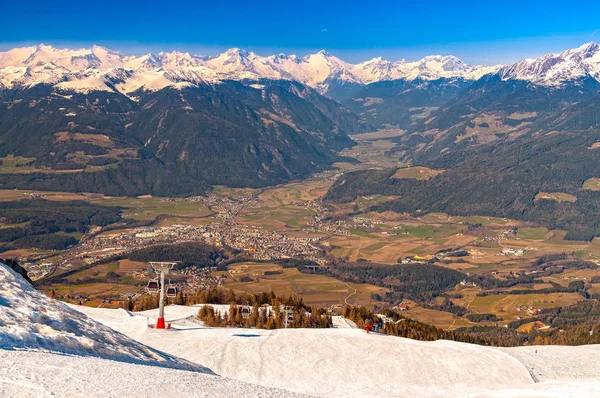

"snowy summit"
[0,43,500,95]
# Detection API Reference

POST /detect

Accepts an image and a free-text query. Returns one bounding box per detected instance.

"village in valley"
[4,133,600,332]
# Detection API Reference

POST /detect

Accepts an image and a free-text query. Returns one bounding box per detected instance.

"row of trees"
[342,306,487,344]
[197,302,332,329]
[125,287,332,329]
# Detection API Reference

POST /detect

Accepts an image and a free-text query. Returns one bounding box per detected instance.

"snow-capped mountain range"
[0,42,599,95]
[497,42,600,86]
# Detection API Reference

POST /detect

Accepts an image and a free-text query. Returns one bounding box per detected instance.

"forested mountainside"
[325,127,600,240]
[0,80,366,195]
[322,44,600,240]
[340,43,600,163]
[393,75,600,163]
[342,77,472,130]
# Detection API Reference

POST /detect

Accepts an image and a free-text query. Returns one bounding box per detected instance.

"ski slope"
[75,304,600,397]
[0,350,306,398]
[500,345,600,382]
[2,262,600,397]
[0,263,306,397]
[0,264,201,371]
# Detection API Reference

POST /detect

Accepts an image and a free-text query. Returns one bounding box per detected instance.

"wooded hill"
[325,126,600,240]
[0,199,122,252]
[0,80,367,196]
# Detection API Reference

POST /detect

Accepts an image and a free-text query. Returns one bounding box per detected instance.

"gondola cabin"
[166,285,178,298]
[147,279,160,293]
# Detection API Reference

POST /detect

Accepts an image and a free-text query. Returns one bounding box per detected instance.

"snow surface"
[474,380,600,398]
[0,264,203,371]
[74,304,534,397]
[0,350,307,398]
[498,42,600,86]
[3,263,600,397]
[5,42,599,94]
[75,304,600,397]
[500,345,600,382]
[0,263,309,397]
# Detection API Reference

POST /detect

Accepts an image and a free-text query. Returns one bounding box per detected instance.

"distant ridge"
[0,43,500,96]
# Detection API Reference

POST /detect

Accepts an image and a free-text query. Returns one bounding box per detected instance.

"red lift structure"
[149,262,177,329]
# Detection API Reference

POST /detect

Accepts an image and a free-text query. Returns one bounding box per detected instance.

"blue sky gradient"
[1,0,599,64]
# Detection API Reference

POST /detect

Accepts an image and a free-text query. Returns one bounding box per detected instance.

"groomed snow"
[74,304,537,397]
[75,304,600,397]
[500,345,600,382]
[0,263,308,397]
[474,380,600,398]
[0,350,307,398]
[3,263,600,397]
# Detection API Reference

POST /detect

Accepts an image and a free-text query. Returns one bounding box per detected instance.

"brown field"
[582,178,600,191]
[404,306,456,329]
[588,284,600,295]
[339,138,405,169]
[466,293,585,320]
[236,206,316,231]
[156,216,217,227]
[48,283,140,298]
[350,129,405,141]
[535,192,577,203]
[222,264,386,308]
[588,142,600,150]
[439,262,479,270]
[456,113,534,146]
[392,166,444,180]
[507,112,537,120]
[257,180,330,208]
[516,321,549,333]
[116,259,149,272]
[0,248,48,257]
[542,268,600,287]
[0,189,89,202]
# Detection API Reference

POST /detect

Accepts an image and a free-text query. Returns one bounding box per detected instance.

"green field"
[517,227,549,240]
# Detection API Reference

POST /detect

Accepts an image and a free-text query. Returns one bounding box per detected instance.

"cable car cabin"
[166,285,178,298]
[241,307,251,319]
[147,279,160,293]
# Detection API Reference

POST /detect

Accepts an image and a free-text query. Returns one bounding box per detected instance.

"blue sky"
[1,0,599,64]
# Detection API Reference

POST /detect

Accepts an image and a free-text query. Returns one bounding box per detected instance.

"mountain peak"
[224,47,251,57]
[3,42,599,94]
[36,43,55,51]
[576,41,599,52]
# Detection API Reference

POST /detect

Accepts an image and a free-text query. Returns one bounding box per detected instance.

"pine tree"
[176,291,185,305]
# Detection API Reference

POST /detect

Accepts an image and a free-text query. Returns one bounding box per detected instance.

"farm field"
[461,293,585,321]
[392,166,444,180]
[221,262,386,308]
[2,132,600,338]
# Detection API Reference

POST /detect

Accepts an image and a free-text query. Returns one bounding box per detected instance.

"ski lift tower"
[149,262,177,329]
[282,306,294,329]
